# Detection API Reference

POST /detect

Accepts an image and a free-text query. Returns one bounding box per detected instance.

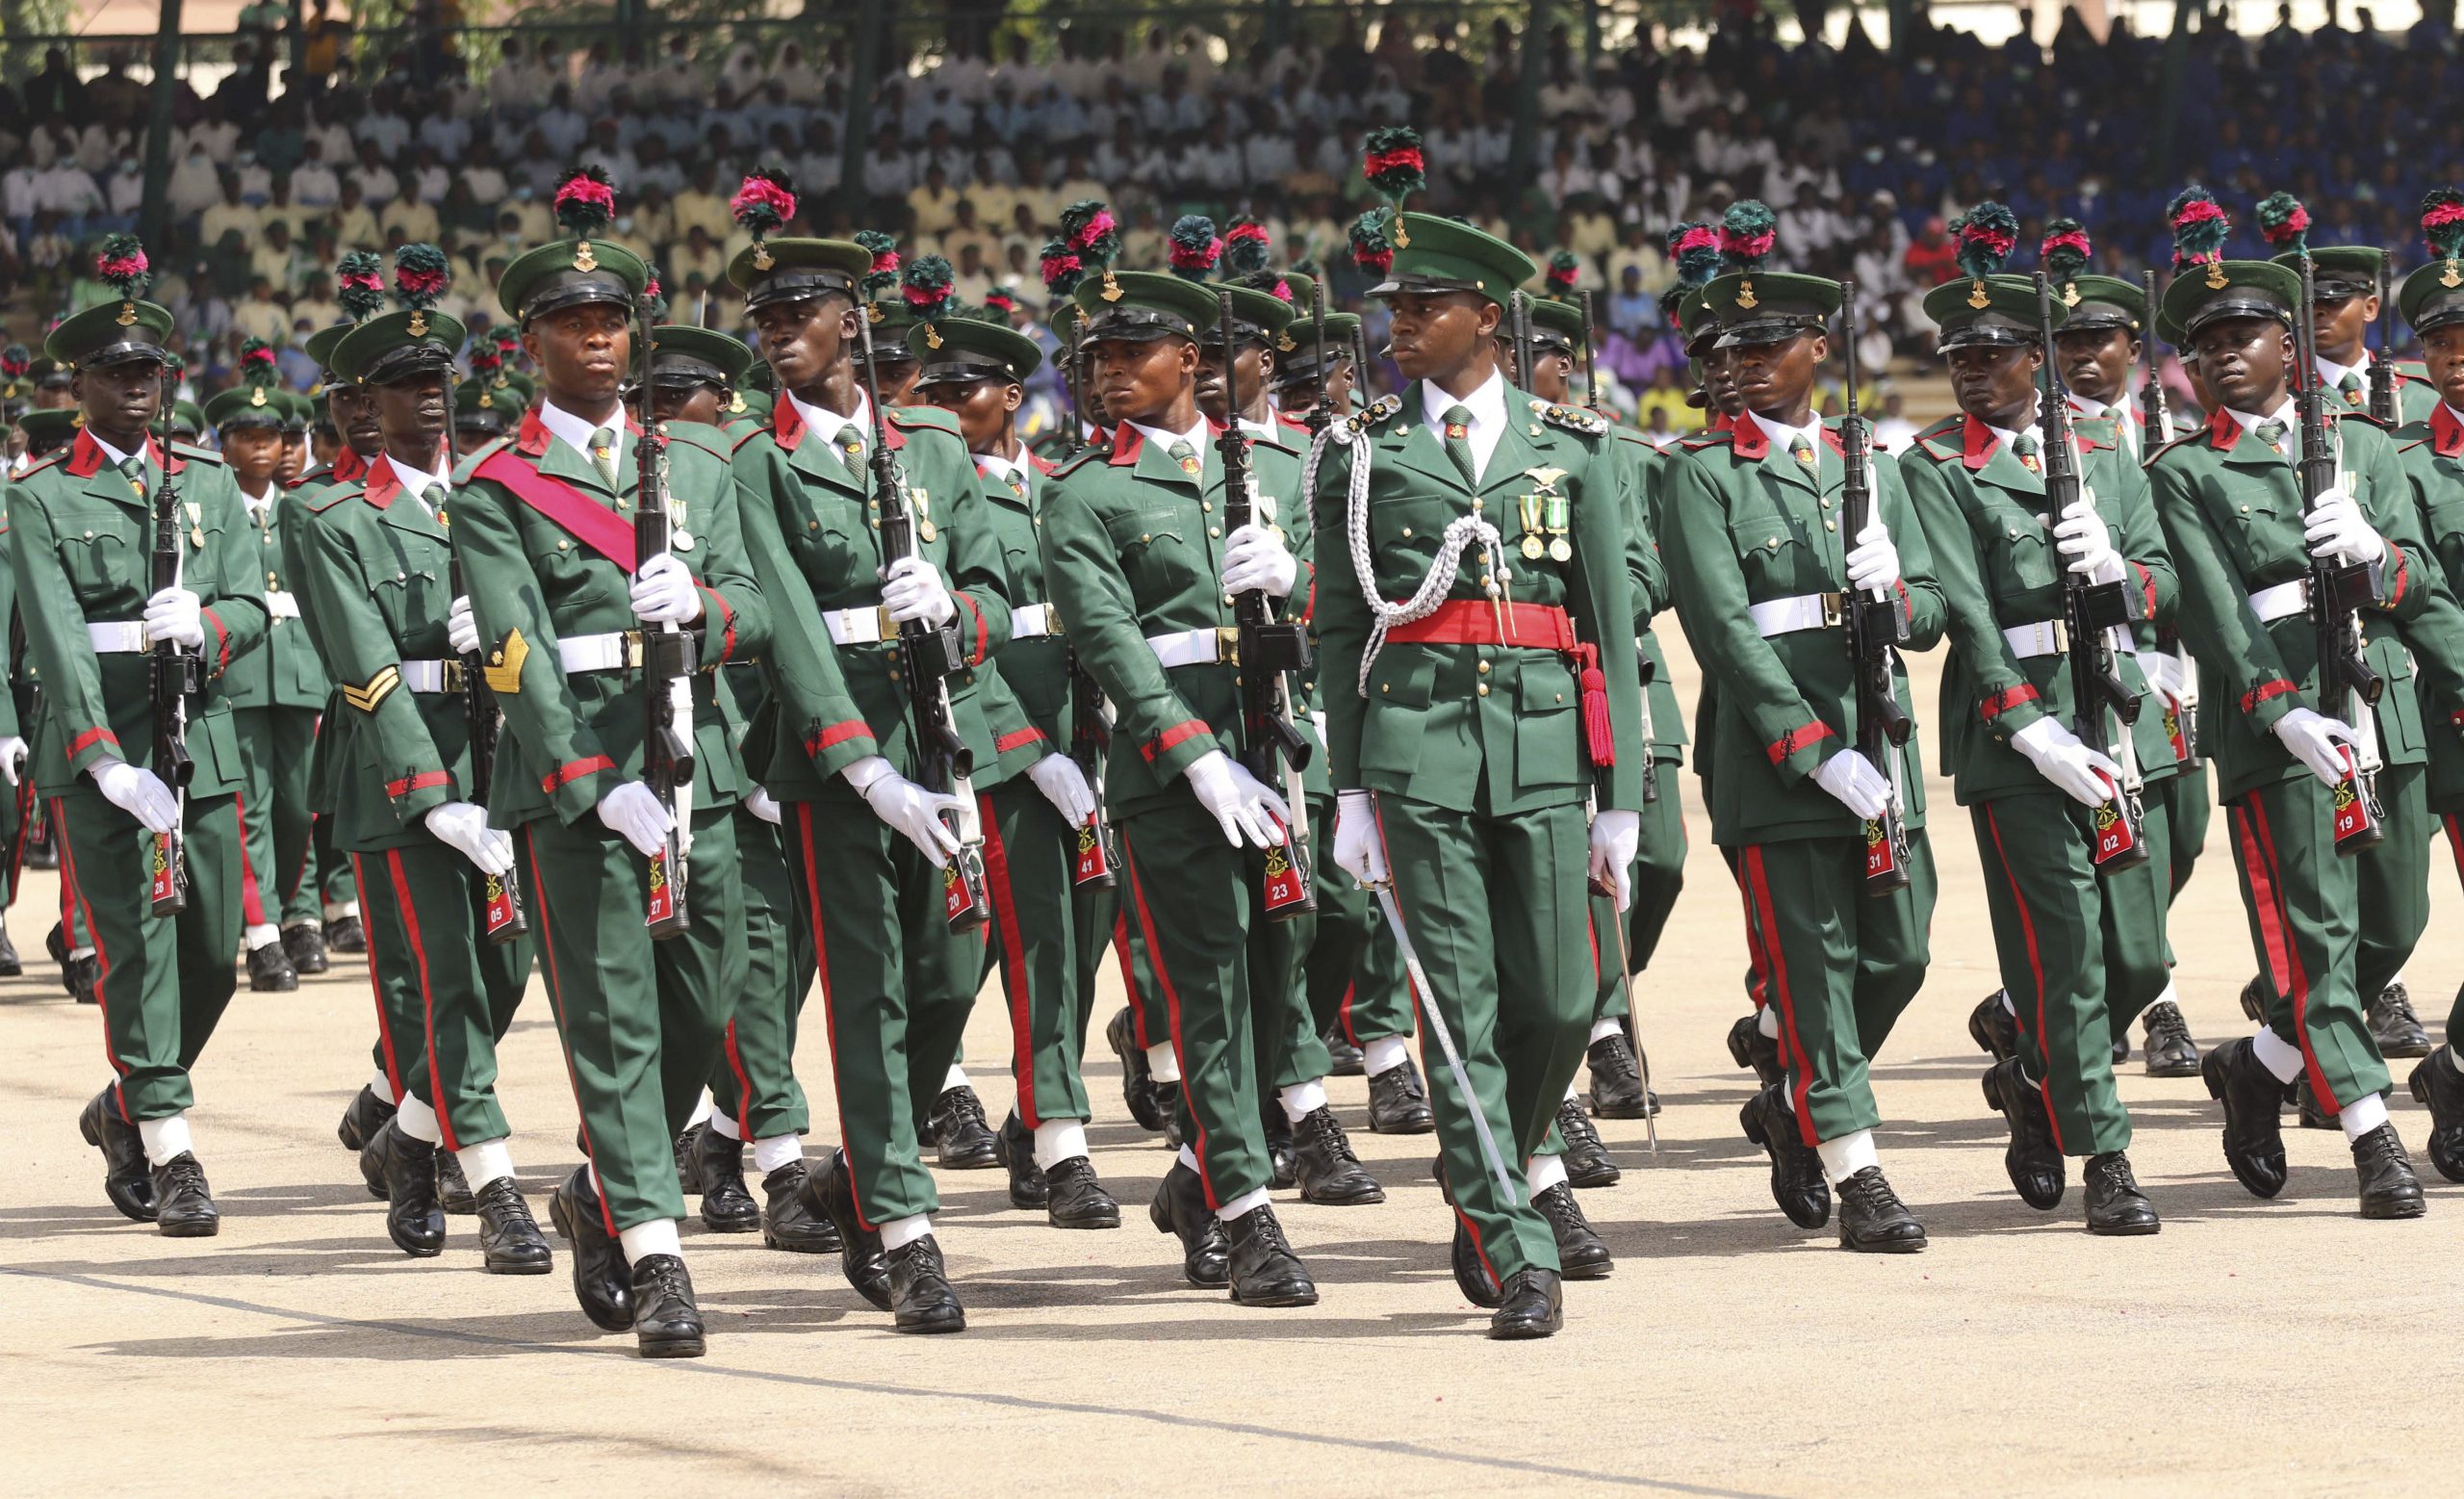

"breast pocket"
[1513,656,1582,790]
[1727,512,1813,592]
[371,556,447,635]
[1102,509,1194,598]
[1360,649,1434,775]
[1984,504,2062,593]
[56,525,139,600]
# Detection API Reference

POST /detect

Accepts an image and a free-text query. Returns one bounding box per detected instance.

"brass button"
[2239,504,2250,514]
[1201,501,1213,513]
[1381,683,1391,693]
[1825,520,1836,532]
[1141,533,1151,543]
[1820,498,1832,509]
[809,520,819,530]
[83,530,93,538]
[1470,496,1483,510]
[1208,526,1220,538]
[1554,693,1564,703]
[1476,683,1490,697]
[1766,538,1779,551]
[557,540,570,550]
[1401,526,1414,538]
[1302,680,1314,692]
[871,520,881,530]
[1222,593,1234,606]
[1476,660,1491,675]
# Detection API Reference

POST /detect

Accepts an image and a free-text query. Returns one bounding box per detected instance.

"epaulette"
[1912,432,1963,464]
[1051,446,1108,479]
[449,437,511,485]
[303,481,365,514]
[2143,428,2206,464]
[2328,408,2392,430]
[887,405,962,436]
[1611,426,1654,448]
[1529,398,1607,436]
[729,424,773,455]
[13,453,64,480]
[1676,430,1734,452]
[171,441,224,466]
[659,420,732,461]
[1342,394,1404,437]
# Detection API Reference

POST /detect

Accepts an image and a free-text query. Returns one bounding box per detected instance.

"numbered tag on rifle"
[1072,814,1115,888]
[1261,821,1313,917]
[645,848,678,928]
[482,871,521,940]
[2091,793,2146,871]
[1862,815,1901,885]
[2333,770,2386,852]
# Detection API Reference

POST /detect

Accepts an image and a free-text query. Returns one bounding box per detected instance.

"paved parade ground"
[5,642,2461,1497]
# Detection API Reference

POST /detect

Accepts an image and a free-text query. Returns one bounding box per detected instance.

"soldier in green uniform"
[1900,210,2170,1234]
[274,393,311,489]
[0,434,24,978]
[1661,207,1942,1253]
[11,237,267,1235]
[452,374,517,456]
[450,168,770,1356]
[2145,188,2456,1219]
[293,246,552,1273]
[1311,200,1646,1336]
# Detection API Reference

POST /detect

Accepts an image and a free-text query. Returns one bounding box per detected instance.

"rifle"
[2294,252,2388,853]
[2370,254,2398,426]
[2140,270,2175,450]
[1308,277,1332,436]
[443,500,526,942]
[2035,271,2149,874]
[1839,280,1912,892]
[1578,289,1600,413]
[1508,290,1535,390]
[147,366,197,917]
[858,310,991,927]
[634,308,696,939]
[1216,288,1315,919]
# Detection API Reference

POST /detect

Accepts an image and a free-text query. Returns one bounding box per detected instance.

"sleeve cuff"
[1143,717,1219,782]
[204,609,233,677]
[2242,676,2301,730]
[542,753,616,823]
[803,717,879,778]
[697,586,738,664]
[387,768,454,822]
[1764,720,1835,783]
[66,726,123,777]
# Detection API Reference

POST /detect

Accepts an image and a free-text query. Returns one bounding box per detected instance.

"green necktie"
[2254,418,2288,453]
[1441,403,1478,485]
[424,483,448,519]
[1788,433,1816,471]
[1002,468,1029,500]
[836,426,865,476]
[1166,438,1200,478]
[2338,371,2365,405]
[2012,432,2041,472]
[118,453,147,498]
[590,426,620,489]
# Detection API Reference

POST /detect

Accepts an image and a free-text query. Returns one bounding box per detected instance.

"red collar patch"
[66,427,174,479]
[2434,402,2464,459]
[2206,404,2244,452]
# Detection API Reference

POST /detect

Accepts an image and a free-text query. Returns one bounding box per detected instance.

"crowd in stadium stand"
[3,5,2461,435]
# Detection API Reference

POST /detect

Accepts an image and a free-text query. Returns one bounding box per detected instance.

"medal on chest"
[186,500,204,551]
[1518,468,1569,562]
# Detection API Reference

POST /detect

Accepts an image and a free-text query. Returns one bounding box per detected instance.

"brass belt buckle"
[441,659,464,692]
[1821,592,1844,630]
[1213,625,1241,664]
[622,631,645,669]
[875,605,899,641]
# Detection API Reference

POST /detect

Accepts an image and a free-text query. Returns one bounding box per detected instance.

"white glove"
[447,594,480,656]
[1589,808,1640,912]
[90,756,180,835]
[1027,752,1098,826]
[1844,514,1901,593]
[423,800,514,875]
[1220,523,1298,598]
[0,735,26,787]
[2055,496,2128,583]
[629,552,706,625]
[2302,486,2385,566]
[2011,716,2124,808]
[1332,788,1387,886]
[596,780,676,858]
[2272,706,2359,788]
[2141,651,2187,711]
[1184,747,1292,849]
[879,555,958,627]
[1810,749,1891,820]
[743,786,783,825]
[854,763,967,867]
[142,585,205,650]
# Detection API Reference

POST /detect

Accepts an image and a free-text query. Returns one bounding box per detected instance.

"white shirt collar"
[1237,415,1275,439]
[1749,408,1827,459]
[2316,352,2366,391]
[90,431,141,469]
[1128,415,1210,463]
[789,387,869,452]
[240,478,275,512]
[2226,399,2298,435]
[536,399,627,460]
[975,446,1026,482]
[1418,370,1508,482]
[2066,390,2131,421]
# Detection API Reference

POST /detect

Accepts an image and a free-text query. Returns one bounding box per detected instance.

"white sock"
[1278,1079,1327,1124]
[370,1069,397,1106]
[1145,1041,1182,1083]
[457,1136,515,1190]
[2001,990,2018,1017]
[617,1218,681,1264]
[686,1089,713,1130]
[1363,1036,1410,1076]
[244,922,280,951]
[1177,1144,1202,1174]
[322,899,360,920]
[1525,1150,1569,1196]
[138,1112,193,1166]
[1217,1185,1271,1222]
[395,1093,442,1144]
[2339,1090,2392,1141]
[1565,1078,1583,1104]
[751,1134,803,1175]
[2251,1026,2307,1084]
[708,1110,742,1141]
[1031,1118,1089,1171]
[70,945,95,961]
[2154,977,2179,1010]
[1815,1128,1880,1185]
[880,1212,934,1251]
[942,1063,969,1093]
[1589,1017,1625,1045]
[1757,1005,1780,1039]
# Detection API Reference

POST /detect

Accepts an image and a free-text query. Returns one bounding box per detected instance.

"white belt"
[1748,593,1840,638]
[266,589,300,619]
[558,633,640,673]
[823,606,897,646]
[1012,603,1061,639]
[2002,618,2137,658]
[1148,627,1238,667]
[2249,580,2309,622]
[87,621,149,653]
[398,659,461,693]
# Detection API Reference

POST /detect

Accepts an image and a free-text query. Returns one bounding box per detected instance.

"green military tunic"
[226,479,330,938]
[2388,401,2464,1048]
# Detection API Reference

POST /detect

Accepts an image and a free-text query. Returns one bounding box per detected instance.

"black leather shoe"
[355,1112,391,1201]
[2202,1037,2290,1198]
[1835,1166,1926,1253]
[151,1153,221,1237]
[2083,1151,2161,1235]
[1223,1205,1317,1306]
[0,924,17,976]
[994,1112,1050,1209]
[281,922,329,975]
[371,1120,446,1256]
[48,922,98,1004]
[886,1234,967,1332]
[673,1124,701,1196]
[688,1123,760,1231]
[246,943,299,993]
[1982,1057,2066,1209]
[1106,1006,1165,1131]
[2407,1048,2464,1183]
[802,1150,890,1308]
[2141,1000,2201,1077]
[1738,1083,1830,1228]
[929,1085,999,1170]
[1533,1182,1612,1279]
[1554,1098,1621,1188]
[1450,1215,1502,1307]
[1145,1159,1230,1288]
[629,1253,707,1357]
[1967,991,2018,1060]
[1585,1031,1650,1119]
[435,1147,477,1214]
[1367,1055,1435,1134]
[2239,974,2269,1022]
[759,1160,843,1253]
[1487,1268,1563,1339]
[547,1167,635,1331]
[79,1089,156,1222]
[323,914,366,954]
[2368,983,2433,1058]
[1043,1156,1121,1228]
[472,1176,553,1273]
[1265,1110,1298,1190]
[2112,1033,2130,1065]
[337,1083,396,1153]
[1295,1105,1383,1204]
[2352,1123,2427,1219]
[1323,1026,1366,1077]
[1727,1012,1784,1088]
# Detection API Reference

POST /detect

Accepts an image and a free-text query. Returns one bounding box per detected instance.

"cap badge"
[2062,282,2080,307]
[924,325,943,350]
[574,242,599,273]
[2205,262,2228,291]
[752,245,774,271]
[1100,271,1124,302]
[407,311,428,337]
[116,302,138,327]
[1736,279,1758,310]
[249,389,266,406]
[2444,260,2462,290]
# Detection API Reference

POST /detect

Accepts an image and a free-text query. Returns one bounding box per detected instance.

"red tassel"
[1573,644,1615,768]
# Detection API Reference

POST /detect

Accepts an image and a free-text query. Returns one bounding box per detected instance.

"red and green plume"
[336,250,387,323]
[1168,215,1221,281]
[493,324,521,356]
[2256,191,2310,255]
[1060,198,1120,270]
[984,286,1016,317]
[1350,208,1397,276]
[1718,200,1776,273]
[901,253,955,316]
[640,273,668,323]
[94,233,151,298]
[1951,201,2018,282]
[552,167,616,239]
[730,168,796,242]
[1223,216,1271,276]
[2040,219,2092,282]
[1666,221,1722,288]
[1,343,28,379]
[393,243,450,310]
[2423,188,2464,263]
[1362,125,1425,211]
[1547,250,1579,294]
[2166,186,2230,270]
[470,342,501,375]
[854,231,900,298]
[1040,235,1082,297]
[237,337,278,388]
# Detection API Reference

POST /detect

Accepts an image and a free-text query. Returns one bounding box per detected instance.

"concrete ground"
[6,640,2462,1497]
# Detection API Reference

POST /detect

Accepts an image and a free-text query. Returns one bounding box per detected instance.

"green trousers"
[1373,791,1589,1285]
[233,706,321,931]
[2354,762,2430,1004]
[1734,831,1934,1147]
[2225,777,2390,1113]
[1303,792,1414,1046]
[977,777,1094,1128]
[56,789,244,1122]
[1592,777,1689,1021]
[782,788,980,1228]
[520,807,743,1233]
[313,814,354,914]
[352,840,532,1147]
[2163,760,2211,905]
[1971,791,2172,1157]
[2,774,29,912]
[706,810,815,1141]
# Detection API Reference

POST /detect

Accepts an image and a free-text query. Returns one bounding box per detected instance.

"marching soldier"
[11,237,267,1234]
[452,375,517,456]
[0,456,22,977]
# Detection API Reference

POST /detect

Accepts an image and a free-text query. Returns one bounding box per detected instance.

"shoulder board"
[1912,412,1963,441]
[1912,433,1962,463]
[2329,409,2392,431]
[449,437,512,485]
[1611,426,1654,449]
[1528,398,1607,436]
[886,405,962,436]
[303,481,366,514]
[1343,394,1405,437]
[659,420,732,461]
[1676,430,1734,452]
[729,424,774,455]
[1051,447,1108,479]
[172,441,224,466]
[13,452,64,481]
[290,463,331,489]
[2144,428,2207,464]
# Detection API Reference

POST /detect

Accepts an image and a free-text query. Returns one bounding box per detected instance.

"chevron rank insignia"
[341,665,401,714]
[483,629,527,695]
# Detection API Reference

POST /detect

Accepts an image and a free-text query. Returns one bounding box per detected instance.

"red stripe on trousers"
[1111,912,1147,1049]
[521,826,617,1237]
[721,1021,755,1140]
[2445,814,2464,890]
[1726,851,1771,1011]
[1741,847,1817,1146]
[2246,795,2335,1114]
[795,802,874,1232]
[234,788,266,928]
[1122,829,1219,1209]
[54,798,131,1119]
[1338,981,1358,1047]
[1982,805,2065,1154]
[350,853,408,1104]
[978,792,1040,1129]
[386,846,458,1152]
